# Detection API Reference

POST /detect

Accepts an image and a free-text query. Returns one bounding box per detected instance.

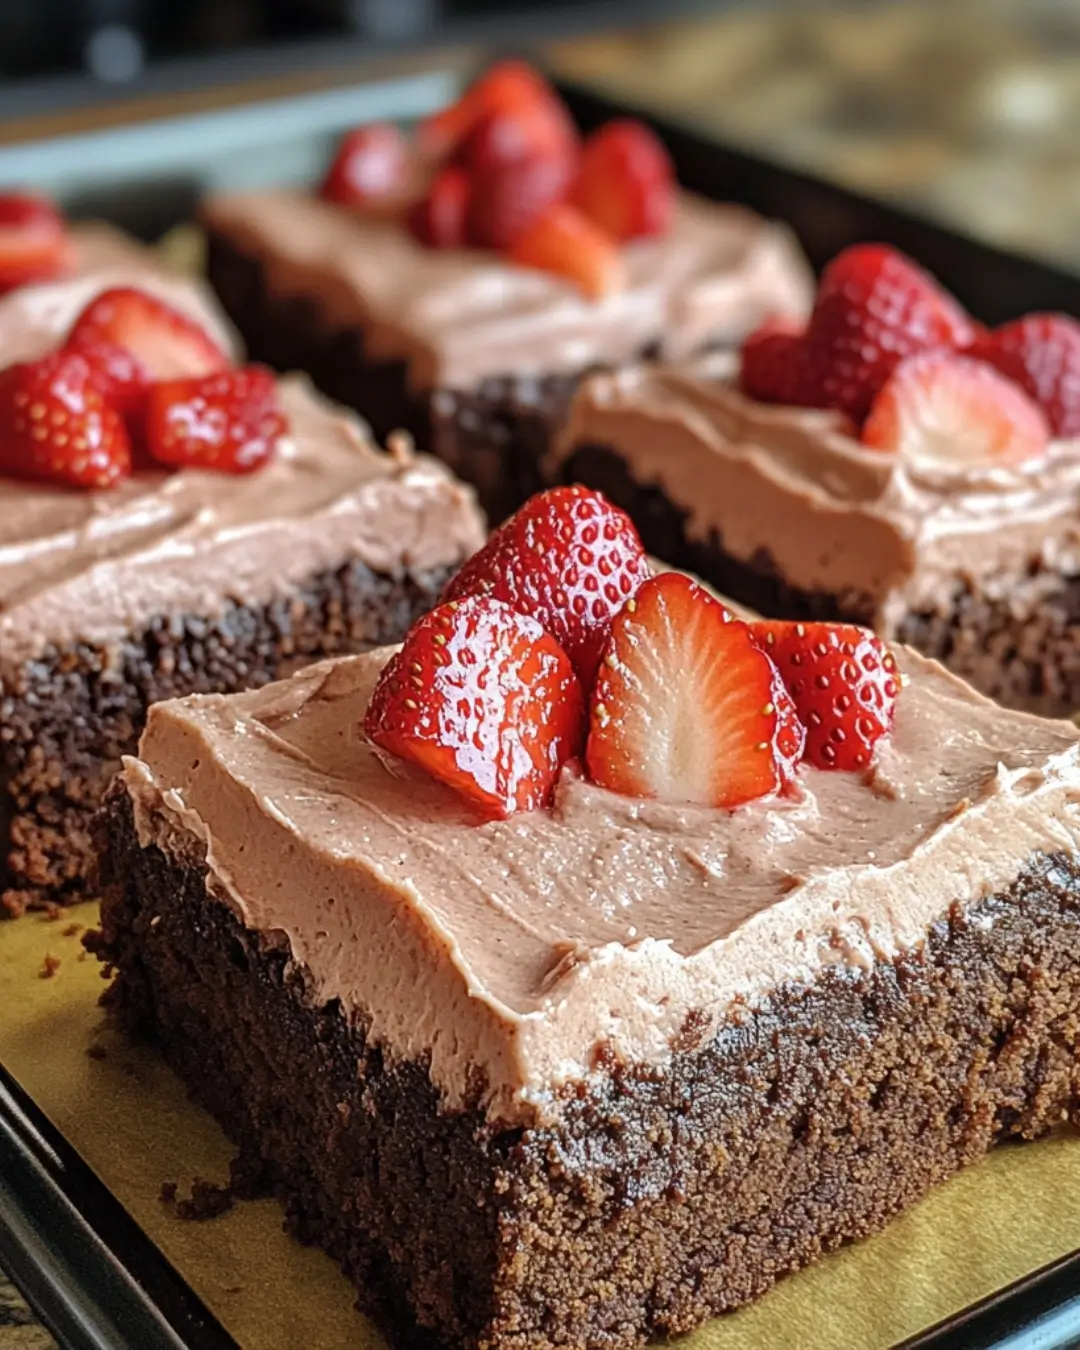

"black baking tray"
[3,60,1080,1350]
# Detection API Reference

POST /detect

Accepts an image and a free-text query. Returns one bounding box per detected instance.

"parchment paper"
[3,903,1080,1349]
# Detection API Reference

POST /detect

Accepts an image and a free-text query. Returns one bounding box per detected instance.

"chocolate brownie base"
[1,559,454,917]
[206,232,624,524]
[95,785,1080,1350]
[562,444,1080,718]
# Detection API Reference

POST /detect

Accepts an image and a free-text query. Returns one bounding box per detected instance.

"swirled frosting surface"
[124,640,1080,1126]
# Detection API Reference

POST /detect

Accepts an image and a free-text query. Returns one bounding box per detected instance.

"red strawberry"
[408,166,471,249]
[0,349,131,489]
[586,573,803,808]
[965,313,1080,439]
[64,335,149,420]
[739,317,816,406]
[754,620,899,771]
[861,350,1049,467]
[0,193,70,295]
[456,97,578,178]
[467,153,574,251]
[144,365,285,474]
[67,287,228,383]
[364,596,584,818]
[417,62,556,159]
[800,244,978,422]
[508,204,625,299]
[571,119,674,242]
[442,485,650,687]
[319,123,410,208]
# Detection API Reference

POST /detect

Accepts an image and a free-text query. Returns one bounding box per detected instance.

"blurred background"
[2,0,1080,270]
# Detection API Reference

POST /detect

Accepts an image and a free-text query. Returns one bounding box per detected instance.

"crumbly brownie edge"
[94,784,1080,1350]
[0,558,455,917]
[206,231,611,525]
[562,443,1080,718]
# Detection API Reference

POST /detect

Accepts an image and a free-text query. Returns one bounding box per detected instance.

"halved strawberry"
[319,123,410,208]
[0,349,131,489]
[754,620,899,771]
[571,119,674,242]
[144,365,285,474]
[417,62,556,159]
[508,204,624,299]
[0,193,70,295]
[408,166,471,249]
[364,596,584,818]
[466,153,574,251]
[586,573,803,807]
[442,485,650,687]
[739,317,816,406]
[800,244,979,422]
[965,313,1080,439]
[861,350,1050,466]
[67,287,228,382]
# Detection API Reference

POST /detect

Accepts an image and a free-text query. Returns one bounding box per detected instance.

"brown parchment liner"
[3,902,1080,1350]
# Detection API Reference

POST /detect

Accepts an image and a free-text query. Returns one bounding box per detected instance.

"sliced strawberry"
[144,365,285,475]
[0,349,131,490]
[754,620,899,772]
[67,287,228,383]
[467,153,574,251]
[319,123,410,208]
[586,573,802,808]
[417,61,556,159]
[0,193,70,295]
[739,317,816,406]
[364,596,584,818]
[861,350,1049,467]
[456,97,578,178]
[800,244,979,422]
[571,119,674,242]
[442,485,650,687]
[965,313,1080,439]
[408,166,471,249]
[508,204,624,299]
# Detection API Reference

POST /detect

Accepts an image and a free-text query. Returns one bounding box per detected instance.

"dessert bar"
[202,63,811,521]
[95,488,1080,1350]
[1,257,483,915]
[556,243,1080,716]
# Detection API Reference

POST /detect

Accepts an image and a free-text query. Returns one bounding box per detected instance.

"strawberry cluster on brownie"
[0,270,485,916]
[365,486,901,818]
[555,241,1080,717]
[95,485,1080,1350]
[201,61,812,522]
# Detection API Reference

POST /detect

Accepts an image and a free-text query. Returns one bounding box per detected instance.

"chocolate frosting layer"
[200,190,813,389]
[123,640,1080,1127]
[0,244,485,666]
[554,354,1080,629]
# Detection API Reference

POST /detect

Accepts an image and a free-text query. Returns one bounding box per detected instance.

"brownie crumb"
[38,954,60,979]
[161,1176,237,1221]
[86,1044,108,1061]
[40,903,61,922]
[62,922,82,938]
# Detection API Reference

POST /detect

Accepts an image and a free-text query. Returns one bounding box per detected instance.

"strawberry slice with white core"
[67,287,228,382]
[861,350,1050,467]
[586,572,804,808]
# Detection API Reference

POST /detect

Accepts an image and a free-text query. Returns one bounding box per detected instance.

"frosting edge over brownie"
[200,190,813,389]
[120,642,1080,1126]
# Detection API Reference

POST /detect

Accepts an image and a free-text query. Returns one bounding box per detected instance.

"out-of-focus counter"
[550,0,1080,273]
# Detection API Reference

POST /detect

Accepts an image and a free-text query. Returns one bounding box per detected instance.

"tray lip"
[3,68,1080,1350]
